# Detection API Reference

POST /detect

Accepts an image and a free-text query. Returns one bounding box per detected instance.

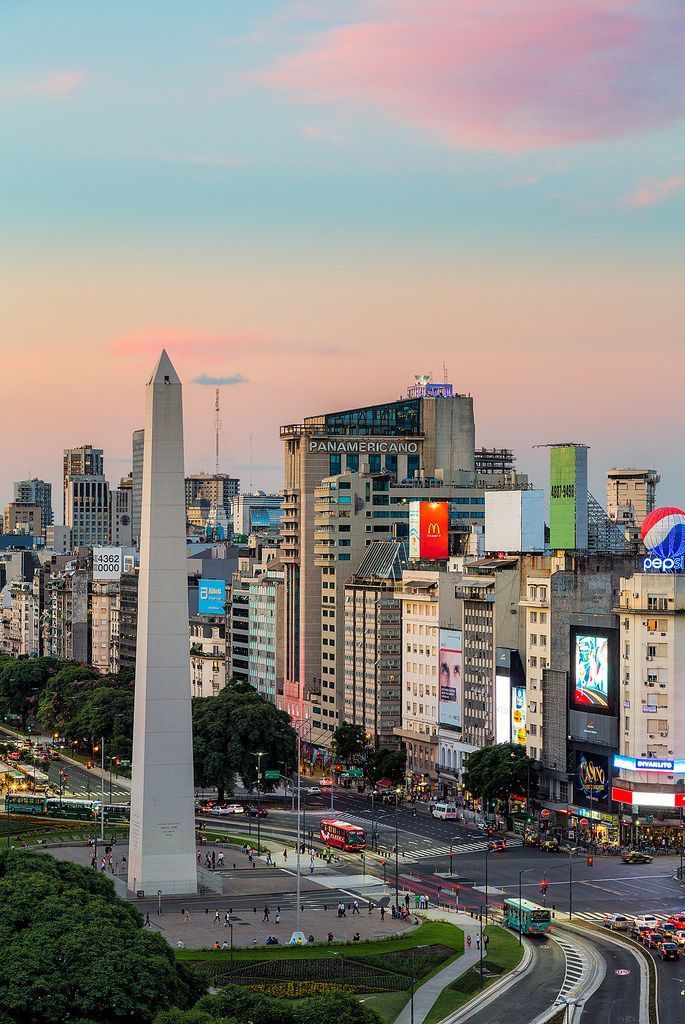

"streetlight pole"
[484,843,489,924]
[569,844,574,920]
[370,789,378,852]
[680,806,684,881]
[394,786,401,911]
[479,907,484,989]
[253,751,265,855]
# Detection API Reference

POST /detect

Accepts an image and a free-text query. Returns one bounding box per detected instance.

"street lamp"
[253,751,265,855]
[394,786,402,911]
[517,868,537,946]
[448,836,462,876]
[370,789,378,852]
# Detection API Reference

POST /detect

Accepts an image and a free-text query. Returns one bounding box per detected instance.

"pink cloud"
[112,327,266,359]
[259,1,685,151]
[302,123,346,145]
[0,71,86,101]
[620,175,684,208]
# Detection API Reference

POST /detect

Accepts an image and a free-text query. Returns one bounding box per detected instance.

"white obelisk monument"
[128,351,197,895]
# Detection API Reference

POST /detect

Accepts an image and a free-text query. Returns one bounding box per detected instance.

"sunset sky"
[2,1,684,516]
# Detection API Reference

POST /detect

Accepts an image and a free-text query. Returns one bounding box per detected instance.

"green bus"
[4,793,99,820]
[503,898,552,936]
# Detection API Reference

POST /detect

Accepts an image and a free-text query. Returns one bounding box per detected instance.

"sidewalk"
[395,911,479,1024]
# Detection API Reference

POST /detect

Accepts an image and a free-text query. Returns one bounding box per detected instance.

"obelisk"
[128,350,197,895]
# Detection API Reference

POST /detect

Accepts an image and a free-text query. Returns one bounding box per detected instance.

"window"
[329,454,342,476]
[529,610,537,623]
[529,655,537,667]
[346,454,359,473]
[530,634,537,646]
[369,455,381,473]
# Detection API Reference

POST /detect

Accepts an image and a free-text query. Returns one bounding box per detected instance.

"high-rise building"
[118,569,139,670]
[248,564,285,703]
[63,444,109,547]
[45,568,89,662]
[132,429,144,546]
[3,503,42,537]
[607,469,660,530]
[280,380,476,729]
[91,580,120,673]
[109,486,133,547]
[14,479,52,527]
[185,474,239,534]
[232,493,283,537]
[190,617,227,697]
[343,541,406,749]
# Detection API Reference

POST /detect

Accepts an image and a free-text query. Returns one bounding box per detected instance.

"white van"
[432,803,458,820]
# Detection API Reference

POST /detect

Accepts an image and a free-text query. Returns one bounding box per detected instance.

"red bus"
[320,818,366,851]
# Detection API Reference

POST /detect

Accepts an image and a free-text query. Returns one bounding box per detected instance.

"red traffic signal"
[86,761,93,769]
[114,757,121,766]
[540,881,548,894]
[587,856,593,867]
[455,885,461,893]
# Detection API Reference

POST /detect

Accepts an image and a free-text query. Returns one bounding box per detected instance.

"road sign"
[264,770,280,780]
[615,969,630,976]
[540,809,550,820]
[580,817,589,828]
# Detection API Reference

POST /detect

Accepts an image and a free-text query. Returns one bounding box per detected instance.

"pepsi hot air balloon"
[641,507,685,559]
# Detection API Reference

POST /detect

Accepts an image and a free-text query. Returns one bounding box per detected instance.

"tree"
[192,682,297,801]
[462,743,537,805]
[296,992,382,1024]
[331,723,368,764]
[193,987,296,1024]
[0,851,201,1024]
[366,747,406,785]
[0,658,60,725]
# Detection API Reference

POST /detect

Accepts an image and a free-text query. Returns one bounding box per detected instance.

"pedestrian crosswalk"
[406,836,523,861]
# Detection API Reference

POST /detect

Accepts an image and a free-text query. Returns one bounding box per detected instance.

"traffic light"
[455,885,461,894]
[412,806,417,817]
[115,757,121,766]
[587,856,593,867]
[540,880,548,896]
[86,761,93,769]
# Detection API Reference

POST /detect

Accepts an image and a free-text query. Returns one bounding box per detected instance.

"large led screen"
[570,628,618,716]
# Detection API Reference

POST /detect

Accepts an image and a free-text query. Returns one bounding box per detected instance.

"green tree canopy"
[331,723,368,764]
[0,851,200,1024]
[0,658,61,724]
[192,682,296,801]
[155,988,381,1024]
[462,743,537,804]
[366,746,407,785]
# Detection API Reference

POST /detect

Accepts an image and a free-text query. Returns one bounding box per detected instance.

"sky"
[1,0,684,519]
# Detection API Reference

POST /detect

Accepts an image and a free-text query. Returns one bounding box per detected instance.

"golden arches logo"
[427,522,442,537]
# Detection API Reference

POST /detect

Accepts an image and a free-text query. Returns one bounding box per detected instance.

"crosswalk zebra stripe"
[408,837,523,860]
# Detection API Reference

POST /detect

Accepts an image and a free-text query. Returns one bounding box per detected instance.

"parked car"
[541,839,560,852]
[305,786,321,796]
[622,851,653,864]
[245,806,268,817]
[659,942,680,961]
[603,914,631,931]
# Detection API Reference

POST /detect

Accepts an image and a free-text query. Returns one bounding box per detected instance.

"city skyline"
[2,1,683,506]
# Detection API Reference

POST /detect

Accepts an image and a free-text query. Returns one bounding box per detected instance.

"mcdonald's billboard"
[409,500,449,560]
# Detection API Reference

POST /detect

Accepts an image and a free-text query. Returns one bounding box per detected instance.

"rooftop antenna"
[442,361,448,383]
[214,388,221,475]
[249,433,253,491]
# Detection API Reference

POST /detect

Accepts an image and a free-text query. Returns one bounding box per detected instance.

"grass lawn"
[176,920,464,963]
[363,989,413,1023]
[423,926,523,1024]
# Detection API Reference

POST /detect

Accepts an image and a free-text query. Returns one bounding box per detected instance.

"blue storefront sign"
[198,579,227,616]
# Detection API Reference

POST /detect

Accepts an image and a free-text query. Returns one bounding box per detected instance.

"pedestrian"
[224,912,230,927]
[404,894,410,909]
[213,941,220,950]
[100,858,106,872]
[263,905,270,922]
[352,900,360,915]
[218,851,224,866]
[476,935,481,950]
[466,935,472,949]
[197,851,201,862]
[380,906,386,921]
[221,940,229,950]
[214,910,220,924]
[415,894,421,909]
[183,909,191,922]
[144,912,150,927]
[121,855,126,870]
[484,934,490,949]
[275,911,280,925]
[283,848,288,861]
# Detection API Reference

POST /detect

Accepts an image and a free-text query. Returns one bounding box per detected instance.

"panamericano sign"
[308,439,419,454]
